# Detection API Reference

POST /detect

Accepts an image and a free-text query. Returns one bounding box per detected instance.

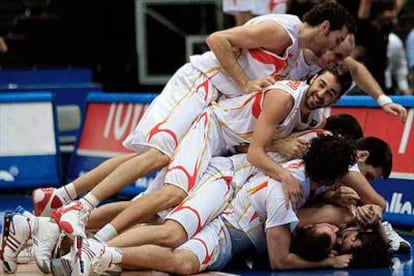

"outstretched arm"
[344,56,408,122]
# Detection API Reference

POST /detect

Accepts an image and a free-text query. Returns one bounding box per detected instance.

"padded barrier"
[67,93,158,197]
[0,92,62,189]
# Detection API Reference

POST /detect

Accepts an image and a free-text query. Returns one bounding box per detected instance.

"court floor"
[0,193,412,275]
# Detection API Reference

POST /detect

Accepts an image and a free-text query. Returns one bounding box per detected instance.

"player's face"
[305,71,342,109]
[337,229,362,252]
[313,223,340,248]
[311,24,348,58]
[319,36,353,67]
[358,162,384,182]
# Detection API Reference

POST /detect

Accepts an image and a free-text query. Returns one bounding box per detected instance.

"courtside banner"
[67,93,158,196]
[331,95,414,227]
[0,93,61,189]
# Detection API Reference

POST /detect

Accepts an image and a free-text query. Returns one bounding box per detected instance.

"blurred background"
[0,0,412,94]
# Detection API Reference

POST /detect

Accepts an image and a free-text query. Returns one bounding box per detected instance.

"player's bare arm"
[206,21,291,93]
[344,56,408,122]
[247,90,301,207]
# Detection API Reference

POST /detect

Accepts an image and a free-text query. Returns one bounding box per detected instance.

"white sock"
[108,247,123,264]
[95,224,118,242]
[80,193,100,211]
[55,182,77,204]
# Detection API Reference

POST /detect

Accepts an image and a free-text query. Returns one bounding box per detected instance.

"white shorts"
[166,157,235,238]
[177,217,232,272]
[123,63,219,158]
[164,110,228,193]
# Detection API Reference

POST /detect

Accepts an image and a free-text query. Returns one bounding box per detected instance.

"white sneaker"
[72,236,106,276]
[382,221,411,254]
[51,200,90,239]
[90,247,121,276]
[32,216,61,273]
[50,253,73,276]
[16,245,34,264]
[32,187,65,217]
[0,212,32,273]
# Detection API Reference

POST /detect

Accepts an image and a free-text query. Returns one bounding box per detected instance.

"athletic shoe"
[382,221,411,254]
[16,245,34,264]
[51,200,89,239]
[50,253,73,276]
[72,236,106,276]
[32,216,61,273]
[90,246,121,276]
[32,187,65,217]
[0,212,32,273]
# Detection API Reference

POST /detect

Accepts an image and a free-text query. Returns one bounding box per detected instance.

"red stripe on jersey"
[252,93,263,118]
[248,49,287,75]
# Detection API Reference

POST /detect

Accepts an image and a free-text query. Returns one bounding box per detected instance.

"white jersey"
[212,80,325,146]
[223,159,310,252]
[286,50,321,81]
[223,0,288,15]
[190,14,301,97]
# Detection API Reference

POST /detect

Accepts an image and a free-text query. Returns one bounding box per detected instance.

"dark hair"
[304,134,356,184]
[349,230,392,268]
[355,137,392,179]
[291,226,332,261]
[318,63,353,95]
[303,2,357,34]
[325,113,363,140]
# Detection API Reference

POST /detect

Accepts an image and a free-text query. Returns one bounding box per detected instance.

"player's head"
[303,2,357,57]
[305,64,352,110]
[355,137,392,181]
[369,0,397,33]
[336,228,392,268]
[319,34,355,67]
[291,223,339,261]
[324,113,363,140]
[303,134,356,185]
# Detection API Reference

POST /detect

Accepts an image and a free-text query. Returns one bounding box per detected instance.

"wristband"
[377,95,393,106]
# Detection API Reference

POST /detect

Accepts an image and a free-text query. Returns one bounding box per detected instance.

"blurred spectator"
[385,33,412,95]
[0,37,7,53]
[354,0,397,91]
[223,0,289,26]
[406,28,414,88]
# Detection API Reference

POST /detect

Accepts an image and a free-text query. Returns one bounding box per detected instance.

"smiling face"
[304,71,342,110]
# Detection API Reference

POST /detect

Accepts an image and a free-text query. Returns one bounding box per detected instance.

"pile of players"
[0,2,410,275]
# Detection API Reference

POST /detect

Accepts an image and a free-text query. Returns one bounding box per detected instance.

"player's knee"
[159,221,188,248]
[159,185,187,207]
[172,251,200,274]
[147,148,170,167]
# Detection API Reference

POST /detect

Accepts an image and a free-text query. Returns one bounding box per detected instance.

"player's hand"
[382,102,407,123]
[328,254,352,268]
[355,204,382,227]
[330,186,360,208]
[268,137,308,160]
[243,76,276,93]
[280,171,302,209]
